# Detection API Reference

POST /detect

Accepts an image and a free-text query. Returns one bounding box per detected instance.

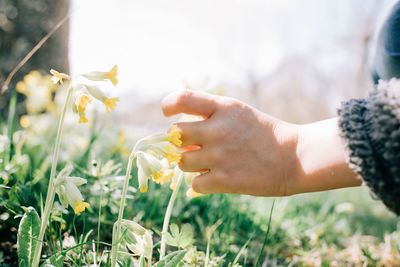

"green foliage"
[17,207,40,267]
[1,116,399,266]
[154,250,186,267]
[165,224,194,249]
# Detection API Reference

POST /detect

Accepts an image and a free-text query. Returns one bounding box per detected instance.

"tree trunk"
[0,0,70,120]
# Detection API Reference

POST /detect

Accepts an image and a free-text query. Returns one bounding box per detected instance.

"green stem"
[110,152,135,267]
[97,184,104,253]
[254,199,275,267]
[31,85,73,267]
[159,172,184,260]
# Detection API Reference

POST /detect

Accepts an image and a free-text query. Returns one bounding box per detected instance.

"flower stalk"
[159,171,184,260]
[32,85,74,267]
[110,151,135,267]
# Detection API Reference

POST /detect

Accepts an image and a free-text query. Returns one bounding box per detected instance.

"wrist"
[292,119,361,195]
[272,119,301,196]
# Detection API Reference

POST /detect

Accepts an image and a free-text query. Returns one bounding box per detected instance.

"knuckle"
[207,148,222,163]
[175,90,194,107]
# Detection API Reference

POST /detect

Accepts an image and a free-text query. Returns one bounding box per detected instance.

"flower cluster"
[16,71,58,119]
[54,165,90,215]
[50,65,119,124]
[131,125,201,197]
[116,219,153,260]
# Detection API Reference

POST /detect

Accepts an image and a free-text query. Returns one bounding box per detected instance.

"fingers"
[179,149,210,172]
[162,90,217,118]
[175,121,206,147]
[191,171,223,194]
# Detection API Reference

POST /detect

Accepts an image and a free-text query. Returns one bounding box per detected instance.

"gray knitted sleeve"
[338,79,400,215]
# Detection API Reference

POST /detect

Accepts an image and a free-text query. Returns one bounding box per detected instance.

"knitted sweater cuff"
[338,79,400,215]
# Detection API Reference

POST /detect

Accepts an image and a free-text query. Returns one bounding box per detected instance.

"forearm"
[290,118,361,195]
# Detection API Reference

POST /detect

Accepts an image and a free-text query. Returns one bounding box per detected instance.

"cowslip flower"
[127,230,153,259]
[117,220,153,260]
[84,84,119,112]
[83,65,118,86]
[73,93,92,124]
[54,165,90,215]
[16,71,57,114]
[145,142,181,164]
[136,152,173,192]
[167,125,182,146]
[50,69,70,85]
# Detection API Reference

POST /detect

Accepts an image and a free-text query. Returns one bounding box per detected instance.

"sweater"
[338,1,400,215]
[338,79,400,215]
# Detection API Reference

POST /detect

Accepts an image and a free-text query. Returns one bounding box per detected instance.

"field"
[0,69,399,266]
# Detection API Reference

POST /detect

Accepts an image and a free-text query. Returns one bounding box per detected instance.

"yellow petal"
[75,94,92,113]
[50,69,70,84]
[102,97,119,112]
[106,65,118,86]
[78,113,89,124]
[20,115,30,128]
[140,185,148,193]
[167,125,182,146]
[152,170,164,184]
[16,81,27,94]
[73,201,90,215]
[164,144,181,164]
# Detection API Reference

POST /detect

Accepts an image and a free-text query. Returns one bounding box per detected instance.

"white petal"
[67,176,87,186]
[65,181,84,207]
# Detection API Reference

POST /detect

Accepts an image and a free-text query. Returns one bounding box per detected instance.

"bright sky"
[69,0,396,98]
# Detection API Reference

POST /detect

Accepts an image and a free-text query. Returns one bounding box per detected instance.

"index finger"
[161,90,217,118]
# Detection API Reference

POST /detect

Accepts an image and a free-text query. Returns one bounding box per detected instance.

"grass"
[0,96,399,266]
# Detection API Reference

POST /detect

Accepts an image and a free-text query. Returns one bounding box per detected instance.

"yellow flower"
[50,69,70,84]
[20,115,30,128]
[163,143,181,163]
[73,201,91,215]
[153,168,174,185]
[112,130,130,156]
[75,94,92,113]
[78,113,89,124]
[74,94,92,124]
[167,125,182,146]
[136,152,167,192]
[54,165,90,215]
[84,85,119,112]
[82,65,119,86]
[144,142,181,164]
[16,71,57,114]
[103,97,119,112]
[106,65,118,86]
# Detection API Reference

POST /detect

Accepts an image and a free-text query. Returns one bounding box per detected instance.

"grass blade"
[254,199,275,267]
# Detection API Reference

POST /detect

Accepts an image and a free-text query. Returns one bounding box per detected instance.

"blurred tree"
[0,0,70,120]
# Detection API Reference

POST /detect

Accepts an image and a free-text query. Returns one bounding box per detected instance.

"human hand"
[161,90,299,196]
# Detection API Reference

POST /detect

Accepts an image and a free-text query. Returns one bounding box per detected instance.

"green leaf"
[154,250,186,267]
[17,207,41,267]
[165,224,194,249]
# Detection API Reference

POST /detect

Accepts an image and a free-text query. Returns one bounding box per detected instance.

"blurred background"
[1,0,398,130]
[66,0,397,135]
